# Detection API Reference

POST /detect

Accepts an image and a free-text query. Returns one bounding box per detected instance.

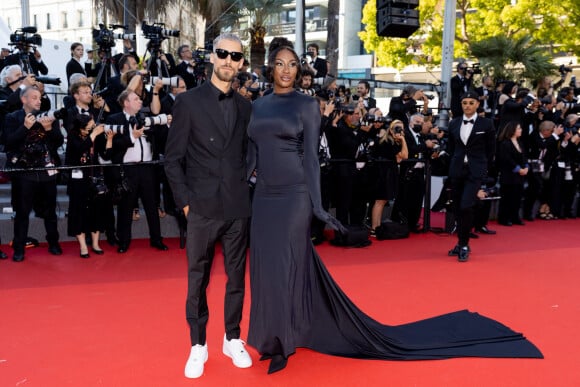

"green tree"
[360,0,580,76]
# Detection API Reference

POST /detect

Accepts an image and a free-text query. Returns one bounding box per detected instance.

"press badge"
[71,169,83,179]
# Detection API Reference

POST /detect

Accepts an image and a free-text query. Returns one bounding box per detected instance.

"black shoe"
[80,252,90,259]
[476,226,497,234]
[498,221,512,227]
[524,215,535,222]
[117,245,128,253]
[106,233,118,246]
[48,243,63,255]
[448,244,471,256]
[469,232,479,239]
[513,219,525,226]
[267,354,288,374]
[13,252,25,262]
[91,247,105,255]
[150,241,169,251]
[458,246,470,262]
[0,250,7,260]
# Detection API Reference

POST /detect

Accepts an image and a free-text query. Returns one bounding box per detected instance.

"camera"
[362,114,390,125]
[92,24,134,50]
[138,113,169,127]
[298,88,316,96]
[300,53,312,66]
[104,124,126,135]
[425,94,435,100]
[35,76,61,86]
[142,74,180,87]
[338,104,355,114]
[32,107,67,121]
[393,125,404,134]
[559,64,573,75]
[9,26,42,47]
[142,21,180,41]
[466,63,482,75]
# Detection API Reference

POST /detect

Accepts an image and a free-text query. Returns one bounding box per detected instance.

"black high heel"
[267,354,288,374]
[91,247,104,255]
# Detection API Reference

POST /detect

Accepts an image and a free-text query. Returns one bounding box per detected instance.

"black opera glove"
[313,208,348,235]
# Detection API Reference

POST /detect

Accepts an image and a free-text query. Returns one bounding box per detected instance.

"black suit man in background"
[4,86,64,262]
[450,62,473,118]
[475,75,497,120]
[446,91,496,262]
[175,45,199,89]
[105,90,168,253]
[164,33,253,379]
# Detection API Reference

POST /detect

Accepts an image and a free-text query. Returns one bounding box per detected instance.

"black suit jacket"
[164,81,252,220]
[447,116,495,181]
[66,58,87,87]
[4,52,49,75]
[497,139,527,185]
[450,75,473,117]
[175,61,197,89]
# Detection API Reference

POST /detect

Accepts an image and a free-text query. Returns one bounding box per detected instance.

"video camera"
[142,21,180,42]
[9,26,42,48]
[92,24,135,51]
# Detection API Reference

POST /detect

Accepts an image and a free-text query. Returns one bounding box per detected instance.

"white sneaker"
[222,334,252,368]
[184,343,208,379]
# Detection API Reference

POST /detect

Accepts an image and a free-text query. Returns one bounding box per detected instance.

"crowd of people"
[0,38,579,263]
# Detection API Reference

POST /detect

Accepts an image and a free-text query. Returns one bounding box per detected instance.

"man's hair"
[409,113,424,124]
[539,120,555,132]
[301,69,314,78]
[68,72,87,87]
[213,33,243,51]
[177,44,190,59]
[118,54,135,72]
[20,85,40,98]
[117,89,135,106]
[358,80,370,91]
[70,81,92,96]
[307,43,319,53]
[0,65,21,87]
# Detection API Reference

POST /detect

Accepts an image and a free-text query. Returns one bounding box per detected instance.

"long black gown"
[246,90,542,361]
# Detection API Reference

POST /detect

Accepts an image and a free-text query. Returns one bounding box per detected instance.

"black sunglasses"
[214,48,244,62]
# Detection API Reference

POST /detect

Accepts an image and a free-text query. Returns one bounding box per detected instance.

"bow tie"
[463,119,475,125]
[80,108,89,114]
[219,91,234,101]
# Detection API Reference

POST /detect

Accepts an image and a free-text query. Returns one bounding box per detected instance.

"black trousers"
[186,212,249,345]
[11,173,59,253]
[498,183,524,224]
[392,167,425,228]
[117,164,161,247]
[450,165,482,247]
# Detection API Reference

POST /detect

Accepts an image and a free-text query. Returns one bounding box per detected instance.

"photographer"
[328,104,369,226]
[303,43,328,78]
[175,45,198,89]
[297,69,316,96]
[5,45,49,77]
[369,114,408,235]
[391,113,437,232]
[105,89,168,254]
[103,53,139,113]
[475,75,497,119]
[144,40,177,78]
[4,86,64,262]
[353,80,376,110]
[450,62,474,118]
[65,114,107,258]
[388,85,429,129]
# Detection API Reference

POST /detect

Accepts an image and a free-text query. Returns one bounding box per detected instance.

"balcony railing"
[266,18,328,36]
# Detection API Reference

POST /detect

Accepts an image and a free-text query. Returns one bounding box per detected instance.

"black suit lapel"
[196,83,229,148]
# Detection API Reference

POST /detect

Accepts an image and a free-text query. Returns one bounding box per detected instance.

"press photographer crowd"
[0,25,579,263]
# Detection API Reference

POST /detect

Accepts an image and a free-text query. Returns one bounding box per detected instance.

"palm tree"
[226,0,293,67]
[470,35,558,85]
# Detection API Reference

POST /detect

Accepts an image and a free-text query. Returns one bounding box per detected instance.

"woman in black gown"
[246,43,542,374]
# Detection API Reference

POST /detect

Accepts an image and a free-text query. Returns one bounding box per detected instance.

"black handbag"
[330,225,371,248]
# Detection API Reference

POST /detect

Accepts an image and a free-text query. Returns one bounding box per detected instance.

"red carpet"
[1,216,580,386]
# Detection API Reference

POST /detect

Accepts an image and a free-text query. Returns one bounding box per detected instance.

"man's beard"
[214,65,237,82]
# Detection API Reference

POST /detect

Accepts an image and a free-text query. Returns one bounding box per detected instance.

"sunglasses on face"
[214,48,244,62]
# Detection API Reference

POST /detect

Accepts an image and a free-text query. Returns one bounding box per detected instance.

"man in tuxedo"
[446,91,496,262]
[353,80,376,109]
[475,75,497,119]
[450,62,473,118]
[305,43,328,78]
[175,45,198,89]
[164,33,253,379]
[105,89,168,254]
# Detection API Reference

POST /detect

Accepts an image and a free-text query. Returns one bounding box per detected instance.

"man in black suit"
[4,47,49,76]
[305,43,328,78]
[353,80,376,110]
[475,75,497,120]
[446,91,496,262]
[164,33,253,379]
[175,45,198,89]
[4,86,64,262]
[450,62,473,118]
[105,90,168,253]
